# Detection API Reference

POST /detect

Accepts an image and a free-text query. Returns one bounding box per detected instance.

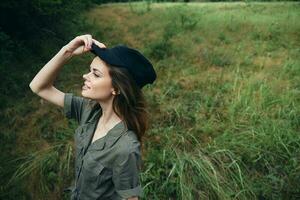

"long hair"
[106,64,149,155]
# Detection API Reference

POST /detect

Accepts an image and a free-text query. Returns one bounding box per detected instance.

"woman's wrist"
[59,45,74,61]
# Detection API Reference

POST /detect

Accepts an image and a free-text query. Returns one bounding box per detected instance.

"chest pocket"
[81,152,105,191]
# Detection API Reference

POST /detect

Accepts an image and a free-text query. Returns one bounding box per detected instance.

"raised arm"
[29,34,96,108]
[29,46,72,107]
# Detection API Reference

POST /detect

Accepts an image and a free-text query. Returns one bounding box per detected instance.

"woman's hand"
[91,38,107,49]
[64,34,106,57]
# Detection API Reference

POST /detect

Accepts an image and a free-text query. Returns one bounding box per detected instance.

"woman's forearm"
[29,46,73,93]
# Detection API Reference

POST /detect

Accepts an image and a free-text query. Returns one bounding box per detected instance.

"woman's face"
[81,56,115,101]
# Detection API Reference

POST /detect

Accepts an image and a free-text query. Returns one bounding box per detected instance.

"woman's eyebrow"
[90,66,103,74]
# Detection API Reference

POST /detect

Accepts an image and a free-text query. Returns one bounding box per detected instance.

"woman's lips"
[82,84,91,90]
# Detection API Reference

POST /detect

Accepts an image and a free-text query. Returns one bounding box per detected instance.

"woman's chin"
[81,89,89,96]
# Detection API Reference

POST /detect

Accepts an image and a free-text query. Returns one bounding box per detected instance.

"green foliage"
[201,47,233,67]
[6,142,74,199]
[1,1,300,199]
[129,0,152,14]
[0,0,95,110]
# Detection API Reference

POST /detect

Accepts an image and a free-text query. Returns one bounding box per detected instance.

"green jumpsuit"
[63,93,143,199]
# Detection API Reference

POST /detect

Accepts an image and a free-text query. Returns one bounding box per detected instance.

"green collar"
[81,106,128,152]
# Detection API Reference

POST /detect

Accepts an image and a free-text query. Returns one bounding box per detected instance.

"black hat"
[90,42,156,89]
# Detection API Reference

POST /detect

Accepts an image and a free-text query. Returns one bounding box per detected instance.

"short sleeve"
[112,150,143,199]
[63,92,89,124]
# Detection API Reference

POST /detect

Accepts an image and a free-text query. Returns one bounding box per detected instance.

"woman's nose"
[83,74,89,81]
[83,71,93,80]
[83,72,89,79]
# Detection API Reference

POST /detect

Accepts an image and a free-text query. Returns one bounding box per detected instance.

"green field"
[2,2,300,200]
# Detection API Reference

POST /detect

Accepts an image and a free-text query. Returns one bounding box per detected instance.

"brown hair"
[106,64,149,155]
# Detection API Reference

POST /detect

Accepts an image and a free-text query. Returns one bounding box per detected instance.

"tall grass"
[2,1,299,199]
[6,142,74,199]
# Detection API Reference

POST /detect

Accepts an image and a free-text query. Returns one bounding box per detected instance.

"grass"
[1,1,299,200]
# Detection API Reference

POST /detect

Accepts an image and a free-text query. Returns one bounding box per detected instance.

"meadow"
[1,1,299,199]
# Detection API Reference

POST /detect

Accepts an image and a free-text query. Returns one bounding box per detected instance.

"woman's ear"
[112,89,120,95]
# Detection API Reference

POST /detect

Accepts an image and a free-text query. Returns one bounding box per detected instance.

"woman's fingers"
[86,34,93,49]
[82,34,97,50]
[92,38,106,48]
[68,34,106,55]
[78,34,90,51]
[83,36,89,50]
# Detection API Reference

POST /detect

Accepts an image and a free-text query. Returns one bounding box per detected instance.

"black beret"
[90,42,156,89]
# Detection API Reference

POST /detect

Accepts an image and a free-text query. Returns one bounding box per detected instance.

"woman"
[29,34,157,200]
